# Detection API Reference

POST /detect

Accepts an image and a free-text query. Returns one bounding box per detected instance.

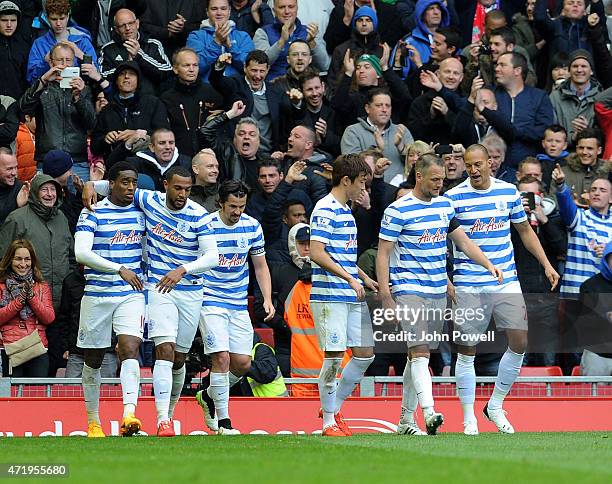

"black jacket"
[140,0,205,55]
[189,183,218,213]
[577,272,612,358]
[510,212,567,293]
[331,70,412,133]
[0,180,22,226]
[0,33,30,100]
[406,90,460,144]
[125,149,192,191]
[160,77,224,157]
[0,97,20,149]
[56,268,86,355]
[91,91,169,156]
[451,100,494,146]
[209,66,291,152]
[19,80,97,163]
[327,30,383,94]
[99,32,173,95]
[200,112,260,188]
[290,100,341,157]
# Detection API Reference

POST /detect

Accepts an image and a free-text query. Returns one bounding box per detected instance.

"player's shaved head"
[465,144,490,159]
[415,153,445,176]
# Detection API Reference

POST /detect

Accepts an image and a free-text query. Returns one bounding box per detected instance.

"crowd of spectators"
[0,0,611,380]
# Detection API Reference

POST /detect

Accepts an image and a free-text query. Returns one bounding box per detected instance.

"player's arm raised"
[513,220,559,290]
[448,227,503,284]
[251,255,275,321]
[310,240,365,301]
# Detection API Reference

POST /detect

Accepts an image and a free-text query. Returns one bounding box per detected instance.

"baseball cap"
[295,226,310,241]
[0,1,20,16]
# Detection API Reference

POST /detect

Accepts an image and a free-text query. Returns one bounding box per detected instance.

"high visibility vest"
[247,343,288,397]
[284,280,350,397]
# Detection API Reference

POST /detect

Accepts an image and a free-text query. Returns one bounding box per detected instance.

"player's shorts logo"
[148,318,155,332]
[206,333,216,348]
[78,329,86,342]
[329,332,340,345]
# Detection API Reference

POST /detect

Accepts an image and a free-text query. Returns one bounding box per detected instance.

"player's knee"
[351,347,374,359]
[457,345,477,357]
[211,351,230,371]
[84,349,105,369]
[230,357,251,376]
[154,342,175,362]
[118,339,141,361]
[507,331,528,354]
[173,352,187,370]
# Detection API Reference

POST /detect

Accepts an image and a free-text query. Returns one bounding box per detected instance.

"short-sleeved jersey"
[76,199,145,297]
[134,189,211,291]
[202,211,265,310]
[310,193,359,304]
[445,177,527,291]
[379,193,455,298]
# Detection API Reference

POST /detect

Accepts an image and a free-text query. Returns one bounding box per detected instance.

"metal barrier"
[2,376,612,398]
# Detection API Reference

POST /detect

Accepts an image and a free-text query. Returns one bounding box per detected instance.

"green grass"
[1,433,610,483]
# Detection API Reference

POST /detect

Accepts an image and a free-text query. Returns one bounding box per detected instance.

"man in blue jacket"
[476,52,554,181]
[186,0,254,82]
[390,0,450,79]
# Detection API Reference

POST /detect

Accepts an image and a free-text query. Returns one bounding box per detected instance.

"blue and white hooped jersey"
[133,189,211,291]
[76,199,145,297]
[202,211,265,310]
[379,194,455,298]
[556,186,612,299]
[310,193,359,304]
[445,178,527,291]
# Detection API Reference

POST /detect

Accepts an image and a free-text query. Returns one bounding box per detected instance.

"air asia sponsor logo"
[218,254,247,268]
[109,230,142,245]
[417,228,445,244]
[151,223,184,244]
[469,218,505,235]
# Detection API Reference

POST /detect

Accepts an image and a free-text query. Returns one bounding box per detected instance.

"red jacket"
[0,282,55,347]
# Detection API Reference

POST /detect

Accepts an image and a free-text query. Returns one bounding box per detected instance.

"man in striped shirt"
[75,161,146,438]
[196,180,275,435]
[309,154,379,437]
[377,154,502,436]
[82,166,219,437]
[552,165,612,370]
[446,144,559,435]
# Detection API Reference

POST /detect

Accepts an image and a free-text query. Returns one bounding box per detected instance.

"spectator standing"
[0,239,55,377]
[189,149,220,213]
[0,149,28,225]
[99,8,172,96]
[0,1,30,100]
[187,0,254,82]
[27,0,97,83]
[230,0,274,38]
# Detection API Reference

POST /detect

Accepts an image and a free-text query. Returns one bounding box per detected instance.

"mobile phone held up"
[60,67,80,89]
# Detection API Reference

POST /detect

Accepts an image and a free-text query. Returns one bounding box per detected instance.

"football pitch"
[1,432,610,483]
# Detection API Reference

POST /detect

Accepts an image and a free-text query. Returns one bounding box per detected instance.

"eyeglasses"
[116,20,137,30]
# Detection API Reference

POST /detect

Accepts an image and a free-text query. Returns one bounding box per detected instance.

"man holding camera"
[19,42,96,173]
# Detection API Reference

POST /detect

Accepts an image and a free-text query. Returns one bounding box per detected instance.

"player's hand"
[119,266,144,291]
[545,264,560,291]
[82,181,97,210]
[285,160,307,184]
[447,279,457,305]
[489,265,504,284]
[551,163,565,186]
[262,299,276,322]
[380,291,396,323]
[156,267,186,294]
[16,181,30,208]
[593,243,605,258]
[362,276,378,293]
[349,277,366,301]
